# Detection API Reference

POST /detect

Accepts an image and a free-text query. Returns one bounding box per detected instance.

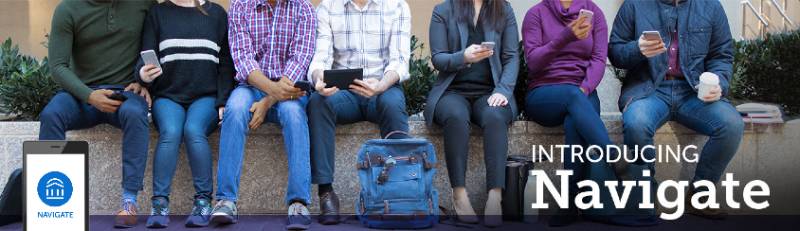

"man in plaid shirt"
[306,0,412,225]
[211,0,316,229]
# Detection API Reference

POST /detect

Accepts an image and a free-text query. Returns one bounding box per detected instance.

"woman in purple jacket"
[522,0,611,226]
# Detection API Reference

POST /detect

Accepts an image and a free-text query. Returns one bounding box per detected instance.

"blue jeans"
[39,89,150,193]
[151,97,217,200]
[623,79,744,183]
[216,86,311,205]
[524,84,611,196]
[308,86,409,184]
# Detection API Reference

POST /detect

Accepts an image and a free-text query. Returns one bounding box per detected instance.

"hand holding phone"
[639,31,667,58]
[480,41,496,51]
[579,9,594,21]
[108,91,128,102]
[294,81,312,92]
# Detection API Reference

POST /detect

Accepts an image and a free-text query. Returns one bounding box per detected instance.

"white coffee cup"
[697,72,720,100]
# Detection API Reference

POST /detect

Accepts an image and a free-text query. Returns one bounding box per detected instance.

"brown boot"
[114,200,138,228]
[685,190,727,220]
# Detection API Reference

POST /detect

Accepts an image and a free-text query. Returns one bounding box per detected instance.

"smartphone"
[480,41,496,50]
[579,9,594,21]
[643,31,663,42]
[108,91,128,102]
[23,141,89,231]
[294,81,312,92]
[140,50,161,70]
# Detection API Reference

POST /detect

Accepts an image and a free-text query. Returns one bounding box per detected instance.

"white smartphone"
[643,31,663,42]
[579,9,594,21]
[140,50,161,69]
[480,41,496,50]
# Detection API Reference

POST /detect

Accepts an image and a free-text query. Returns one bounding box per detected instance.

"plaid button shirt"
[229,0,317,84]
[308,0,411,83]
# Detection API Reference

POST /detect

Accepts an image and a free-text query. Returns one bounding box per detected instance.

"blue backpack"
[355,133,439,229]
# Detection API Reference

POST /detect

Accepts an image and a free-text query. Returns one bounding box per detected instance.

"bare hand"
[138,64,162,83]
[700,85,722,103]
[87,89,122,113]
[639,35,667,58]
[124,82,152,107]
[569,16,592,40]
[463,44,493,64]
[264,77,304,101]
[313,70,339,97]
[350,78,384,98]
[487,93,508,107]
[248,97,275,130]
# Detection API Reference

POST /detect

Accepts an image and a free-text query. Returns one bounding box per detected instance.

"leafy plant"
[515,42,529,119]
[732,29,800,116]
[403,35,437,115]
[0,38,58,120]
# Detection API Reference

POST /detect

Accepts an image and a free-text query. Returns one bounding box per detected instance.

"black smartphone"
[324,68,364,90]
[294,81,312,92]
[108,91,128,102]
[23,141,89,231]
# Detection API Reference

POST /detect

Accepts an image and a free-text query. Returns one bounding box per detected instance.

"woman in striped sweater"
[134,0,234,228]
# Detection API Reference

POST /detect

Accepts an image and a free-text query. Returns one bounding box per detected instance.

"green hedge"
[0,38,58,120]
[732,29,800,116]
[403,36,436,115]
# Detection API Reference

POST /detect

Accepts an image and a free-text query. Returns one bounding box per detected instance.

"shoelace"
[121,200,136,214]
[152,200,169,216]
[191,201,211,216]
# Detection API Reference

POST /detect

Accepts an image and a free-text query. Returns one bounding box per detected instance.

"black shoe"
[685,190,727,220]
[318,191,340,225]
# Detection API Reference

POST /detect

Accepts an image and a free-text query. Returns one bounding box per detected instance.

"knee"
[439,111,470,129]
[183,123,208,142]
[118,102,148,123]
[623,110,656,136]
[307,93,331,116]
[278,101,308,125]
[377,89,406,113]
[39,104,61,124]
[713,113,745,138]
[158,124,183,143]
[479,108,511,128]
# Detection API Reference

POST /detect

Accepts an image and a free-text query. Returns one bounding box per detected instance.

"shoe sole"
[185,220,210,228]
[211,214,237,224]
[146,218,170,229]
[286,223,310,230]
[318,215,340,225]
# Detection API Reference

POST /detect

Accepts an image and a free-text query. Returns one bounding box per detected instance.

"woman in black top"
[425,0,520,227]
[135,0,234,228]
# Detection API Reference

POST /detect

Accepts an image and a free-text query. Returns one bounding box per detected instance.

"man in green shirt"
[39,0,155,228]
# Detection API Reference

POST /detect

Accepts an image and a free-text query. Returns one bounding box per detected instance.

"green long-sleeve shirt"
[48,0,155,102]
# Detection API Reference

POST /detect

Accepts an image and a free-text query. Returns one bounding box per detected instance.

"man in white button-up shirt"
[305,0,411,225]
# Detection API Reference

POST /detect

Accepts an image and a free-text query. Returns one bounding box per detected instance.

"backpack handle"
[383,130,409,139]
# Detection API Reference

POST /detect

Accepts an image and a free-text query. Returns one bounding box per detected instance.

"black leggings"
[433,91,513,190]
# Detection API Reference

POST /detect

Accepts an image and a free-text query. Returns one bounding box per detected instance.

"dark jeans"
[151,97,217,200]
[433,91,513,190]
[623,79,744,183]
[308,86,409,185]
[39,90,149,193]
[524,84,610,196]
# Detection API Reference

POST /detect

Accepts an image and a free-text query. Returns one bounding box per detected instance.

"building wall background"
[0,0,796,59]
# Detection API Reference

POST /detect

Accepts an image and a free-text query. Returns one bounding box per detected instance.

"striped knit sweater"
[134,0,235,107]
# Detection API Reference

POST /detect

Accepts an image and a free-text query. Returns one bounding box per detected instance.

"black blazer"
[424,0,520,126]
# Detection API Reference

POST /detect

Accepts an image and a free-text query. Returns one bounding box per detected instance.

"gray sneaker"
[210,200,238,225]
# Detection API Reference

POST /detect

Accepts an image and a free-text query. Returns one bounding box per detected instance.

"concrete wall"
[1,0,779,59]
[2,119,799,215]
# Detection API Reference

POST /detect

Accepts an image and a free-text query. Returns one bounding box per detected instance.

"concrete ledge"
[1,117,798,215]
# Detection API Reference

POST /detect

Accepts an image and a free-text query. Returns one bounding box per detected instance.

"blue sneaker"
[185,197,212,227]
[210,200,238,225]
[146,197,170,228]
[286,202,311,230]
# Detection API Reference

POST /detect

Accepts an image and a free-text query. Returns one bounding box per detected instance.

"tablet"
[23,141,88,231]
[324,68,363,90]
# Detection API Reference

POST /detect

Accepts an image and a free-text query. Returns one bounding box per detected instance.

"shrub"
[515,42,529,119]
[0,38,58,120]
[403,35,437,115]
[732,29,800,116]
